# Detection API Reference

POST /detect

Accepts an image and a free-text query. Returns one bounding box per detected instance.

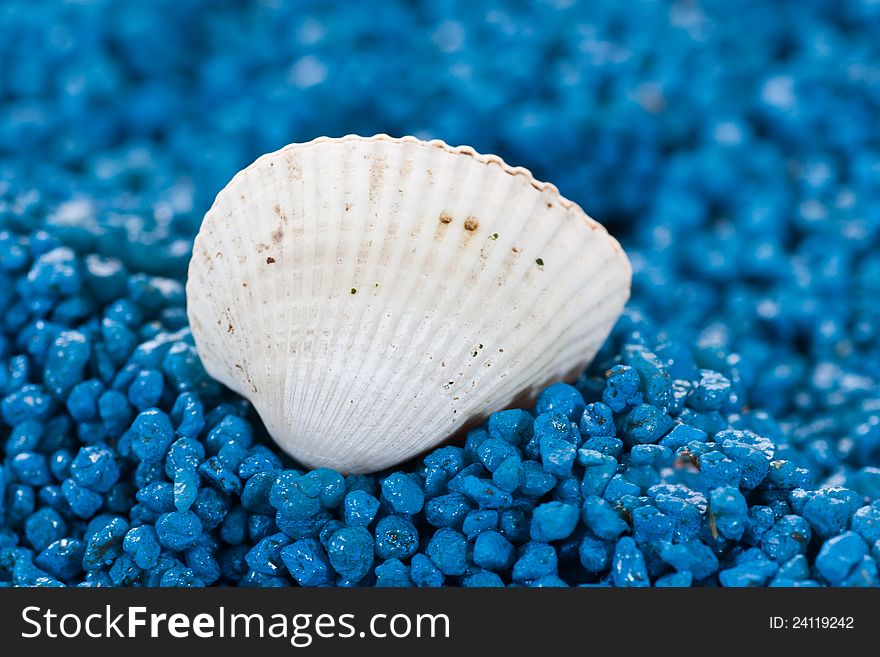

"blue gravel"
[1,1,880,587]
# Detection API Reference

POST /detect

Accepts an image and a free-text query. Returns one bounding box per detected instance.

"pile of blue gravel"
[1,0,879,586]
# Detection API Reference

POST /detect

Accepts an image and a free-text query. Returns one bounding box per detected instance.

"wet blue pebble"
[622,404,673,444]
[462,570,505,587]
[374,515,419,560]
[459,475,512,509]
[67,379,104,422]
[462,509,498,539]
[815,532,869,585]
[381,472,424,514]
[658,539,719,581]
[602,365,643,413]
[70,444,119,493]
[487,409,534,446]
[659,423,707,450]
[579,402,616,438]
[156,510,202,551]
[9,452,51,486]
[531,501,579,542]
[473,531,514,570]
[540,437,577,477]
[851,504,880,544]
[2,384,54,425]
[535,383,585,421]
[374,558,412,587]
[269,471,321,520]
[343,490,379,527]
[82,516,128,570]
[62,478,103,519]
[581,496,629,541]
[123,525,161,569]
[802,488,860,538]
[35,538,84,580]
[280,538,332,587]
[426,528,468,576]
[512,542,557,582]
[128,408,174,463]
[24,508,67,551]
[688,370,731,412]
[518,461,557,497]
[245,532,290,576]
[42,329,90,398]
[325,526,373,582]
[761,515,811,562]
[410,553,444,587]
[709,486,748,540]
[476,438,519,472]
[579,535,613,573]
[127,369,163,410]
[611,537,649,588]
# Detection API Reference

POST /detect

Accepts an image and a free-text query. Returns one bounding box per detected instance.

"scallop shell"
[187,134,631,474]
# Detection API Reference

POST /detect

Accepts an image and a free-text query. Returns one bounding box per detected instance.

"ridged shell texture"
[187,135,631,473]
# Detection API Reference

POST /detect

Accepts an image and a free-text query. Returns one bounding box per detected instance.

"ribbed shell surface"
[187,135,631,473]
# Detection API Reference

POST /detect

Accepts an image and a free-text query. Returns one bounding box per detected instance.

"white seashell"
[187,134,631,474]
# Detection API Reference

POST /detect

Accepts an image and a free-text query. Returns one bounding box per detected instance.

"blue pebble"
[82,516,129,571]
[127,369,164,410]
[512,542,557,582]
[473,531,514,570]
[581,496,629,541]
[424,492,471,529]
[128,408,175,463]
[535,382,585,421]
[531,501,579,542]
[9,451,51,486]
[761,515,811,562]
[487,409,534,446]
[462,569,505,587]
[621,404,673,444]
[280,538,332,587]
[579,402,616,438]
[815,532,869,585]
[35,538,84,581]
[44,330,91,397]
[70,444,119,493]
[426,528,469,576]
[851,504,880,544]
[2,384,54,426]
[326,526,374,582]
[410,553,444,587]
[123,525,161,569]
[659,423,707,450]
[269,471,321,520]
[62,478,103,519]
[602,365,643,413]
[611,537,650,587]
[374,515,419,560]
[579,535,613,573]
[381,472,424,514]
[24,508,67,551]
[66,380,105,422]
[245,532,290,576]
[156,510,202,551]
[540,437,577,477]
[518,460,557,497]
[475,438,519,473]
[459,475,512,509]
[709,486,748,540]
[343,490,380,527]
[462,509,498,539]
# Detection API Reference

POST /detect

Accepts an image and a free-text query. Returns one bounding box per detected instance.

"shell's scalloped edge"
[198,133,632,280]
